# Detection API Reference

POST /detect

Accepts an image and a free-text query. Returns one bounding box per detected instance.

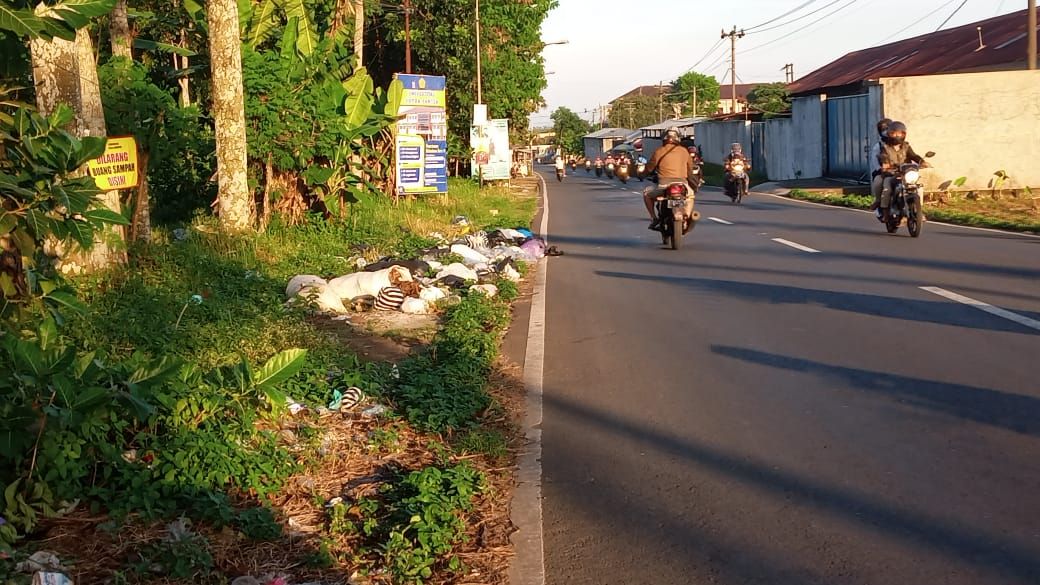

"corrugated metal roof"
[584,127,633,139]
[640,117,705,131]
[789,8,1039,95]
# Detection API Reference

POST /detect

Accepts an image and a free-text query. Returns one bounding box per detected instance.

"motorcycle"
[616,161,630,183]
[880,151,935,237]
[570,160,577,172]
[595,161,603,177]
[635,157,647,182]
[689,162,703,192]
[725,159,749,203]
[654,182,700,250]
[606,162,615,179]
[585,160,592,173]
[555,167,565,182]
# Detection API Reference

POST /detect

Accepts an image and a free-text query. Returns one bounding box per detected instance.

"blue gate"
[826,94,871,180]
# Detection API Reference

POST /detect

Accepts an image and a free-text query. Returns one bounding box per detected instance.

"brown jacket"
[647,144,694,181]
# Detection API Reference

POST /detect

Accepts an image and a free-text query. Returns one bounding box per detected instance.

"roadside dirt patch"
[309,310,440,362]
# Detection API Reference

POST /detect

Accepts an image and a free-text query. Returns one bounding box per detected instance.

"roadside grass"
[13,177,535,583]
[786,189,1040,233]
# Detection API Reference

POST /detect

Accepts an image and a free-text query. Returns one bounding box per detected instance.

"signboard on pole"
[471,118,510,181]
[86,136,139,190]
[394,74,448,194]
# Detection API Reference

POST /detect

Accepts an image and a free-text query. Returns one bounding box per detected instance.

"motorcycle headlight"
[904,170,920,184]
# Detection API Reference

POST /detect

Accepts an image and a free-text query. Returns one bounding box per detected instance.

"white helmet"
[664,127,682,144]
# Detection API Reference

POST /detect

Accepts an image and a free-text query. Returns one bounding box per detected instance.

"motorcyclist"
[876,121,926,220]
[686,144,704,191]
[554,154,566,177]
[642,127,696,231]
[870,118,892,214]
[594,156,603,167]
[724,143,750,200]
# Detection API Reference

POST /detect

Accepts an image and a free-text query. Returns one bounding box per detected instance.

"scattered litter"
[355,257,368,270]
[230,578,261,585]
[428,231,446,241]
[17,552,63,574]
[546,245,564,257]
[331,314,351,322]
[172,227,190,241]
[363,259,430,275]
[165,517,194,542]
[375,286,406,311]
[436,263,478,283]
[391,364,400,379]
[465,231,491,252]
[286,398,306,415]
[328,387,364,412]
[361,404,388,418]
[286,275,348,314]
[419,286,447,302]
[427,260,443,271]
[327,266,413,300]
[348,295,375,312]
[32,573,72,585]
[400,297,430,314]
[501,264,522,282]
[469,284,499,298]
[489,209,499,216]
[517,228,534,238]
[451,215,470,226]
[520,238,546,260]
[442,294,463,307]
[450,243,490,266]
[436,275,467,289]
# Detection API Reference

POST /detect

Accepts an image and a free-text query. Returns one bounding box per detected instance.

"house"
[717,84,761,115]
[582,127,633,160]
[727,7,1040,188]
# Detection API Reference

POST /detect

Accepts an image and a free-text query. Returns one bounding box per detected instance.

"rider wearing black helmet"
[876,121,926,220]
[642,126,696,230]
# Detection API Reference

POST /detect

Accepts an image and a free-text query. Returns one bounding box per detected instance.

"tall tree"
[550,106,589,156]
[670,72,720,117]
[206,0,252,230]
[109,0,132,58]
[607,95,658,129]
[747,82,791,117]
[30,27,127,271]
[372,0,556,145]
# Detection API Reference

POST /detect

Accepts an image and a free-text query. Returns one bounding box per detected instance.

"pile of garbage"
[287,224,554,316]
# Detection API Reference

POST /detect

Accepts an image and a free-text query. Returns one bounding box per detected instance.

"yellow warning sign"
[87,136,140,190]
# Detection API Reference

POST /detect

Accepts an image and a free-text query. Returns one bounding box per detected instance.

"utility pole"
[721,26,745,114]
[1029,0,1037,70]
[475,0,482,104]
[658,81,664,123]
[691,86,697,117]
[403,0,411,72]
[781,63,794,83]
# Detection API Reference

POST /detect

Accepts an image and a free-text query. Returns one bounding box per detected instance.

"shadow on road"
[712,345,1040,437]
[594,270,1040,335]
[542,389,1040,584]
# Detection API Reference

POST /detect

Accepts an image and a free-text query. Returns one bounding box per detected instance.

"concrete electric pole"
[782,63,794,83]
[721,27,746,114]
[475,0,482,104]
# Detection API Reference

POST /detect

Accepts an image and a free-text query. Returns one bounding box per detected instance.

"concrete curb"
[507,173,549,585]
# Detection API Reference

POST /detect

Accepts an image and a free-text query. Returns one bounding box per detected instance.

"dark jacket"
[877,142,924,171]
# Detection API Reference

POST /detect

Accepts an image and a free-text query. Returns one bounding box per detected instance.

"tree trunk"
[131,148,151,242]
[109,0,133,59]
[176,28,191,107]
[30,29,126,273]
[353,0,363,63]
[206,0,252,231]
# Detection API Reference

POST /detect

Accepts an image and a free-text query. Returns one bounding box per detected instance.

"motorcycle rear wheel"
[670,216,682,250]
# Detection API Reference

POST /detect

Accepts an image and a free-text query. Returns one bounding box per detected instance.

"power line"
[743,0,861,54]
[686,38,725,71]
[745,0,821,31]
[935,0,970,32]
[880,0,961,42]
[747,0,848,35]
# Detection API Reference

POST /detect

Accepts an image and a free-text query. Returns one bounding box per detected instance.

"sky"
[532,0,1028,127]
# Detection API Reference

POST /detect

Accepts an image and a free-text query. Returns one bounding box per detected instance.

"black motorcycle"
[594,162,603,177]
[724,159,749,204]
[654,182,700,250]
[880,152,935,237]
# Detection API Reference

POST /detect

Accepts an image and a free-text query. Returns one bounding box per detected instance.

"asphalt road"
[534,168,1040,585]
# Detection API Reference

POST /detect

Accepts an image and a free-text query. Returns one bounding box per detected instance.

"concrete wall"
[789,95,827,180]
[693,120,751,165]
[881,70,1040,190]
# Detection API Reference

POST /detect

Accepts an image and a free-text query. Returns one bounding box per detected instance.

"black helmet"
[886,121,907,145]
[877,118,892,138]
